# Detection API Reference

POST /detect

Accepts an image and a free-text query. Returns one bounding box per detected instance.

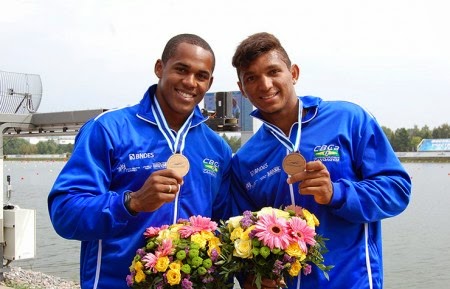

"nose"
[259,75,272,90]
[182,73,196,88]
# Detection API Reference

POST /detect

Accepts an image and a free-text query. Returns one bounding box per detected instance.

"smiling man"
[230,32,411,289]
[48,33,233,289]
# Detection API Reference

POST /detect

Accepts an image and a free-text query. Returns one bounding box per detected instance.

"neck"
[263,103,305,136]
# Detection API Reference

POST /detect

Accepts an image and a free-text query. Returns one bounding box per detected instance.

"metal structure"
[0,70,106,281]
[0,109,106,281]
[0,71,42,114]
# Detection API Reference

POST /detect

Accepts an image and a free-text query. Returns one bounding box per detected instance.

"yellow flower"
[288,259,301,276]
[241,225,255,241]
[302,209,318,227]
[166,268,181,285]
[230,227,244,241]
[191,232,208,248]
[158,226,181,242]
[208,236,222,256]
[201,230,215,240]
[155,256,170,272]
[134,260,144,272]
[227,215,244,230]
[285,243,306,260]
[133,261,146,283]
[233,239,253,258]
[134,269,146,283]
[257,207,290,219]
[169,261,181,271]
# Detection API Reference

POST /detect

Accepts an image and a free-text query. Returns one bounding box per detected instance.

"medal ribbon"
[151,96,193,225]
[262,99,304,208]
[151,96,193,154]
[263,99,303,153]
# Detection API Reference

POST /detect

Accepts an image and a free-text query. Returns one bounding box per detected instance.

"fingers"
[132,169,185,212]
[287,160,327,184]
[286,160,333,205]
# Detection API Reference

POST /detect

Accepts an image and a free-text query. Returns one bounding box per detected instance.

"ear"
[237,81,247,98]
[207,76,214,90]
[154,59,163,79]
[291,64,300,84]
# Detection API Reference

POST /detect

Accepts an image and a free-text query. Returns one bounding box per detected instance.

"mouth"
[260,91,279,100]
[176,89,195,99]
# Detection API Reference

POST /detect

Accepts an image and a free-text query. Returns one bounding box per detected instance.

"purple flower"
[303,264,312,275]
[210,249,219,262]
[181,278,193,289]
[273,260,283,275]
[283,253,295,263]
[136,248,146,256]
[126,274,133,286]
[202,275,214,283]
[240,210,255,228]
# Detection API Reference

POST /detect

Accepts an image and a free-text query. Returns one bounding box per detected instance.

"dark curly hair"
[232,32,291,79]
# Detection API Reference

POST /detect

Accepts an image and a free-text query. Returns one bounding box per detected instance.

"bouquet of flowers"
[218,205,333,289]
[127,215,233,289]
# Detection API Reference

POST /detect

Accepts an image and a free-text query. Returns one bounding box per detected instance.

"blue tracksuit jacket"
[231,96,411,289]
[48,84,232,289]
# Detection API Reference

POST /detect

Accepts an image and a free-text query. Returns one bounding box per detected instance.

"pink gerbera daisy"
[144,225,169,238]
[156,238,174,257]
[253,212,291,250]
[288,217,316,252]
[142,252,158,272]
[178,215,218,238]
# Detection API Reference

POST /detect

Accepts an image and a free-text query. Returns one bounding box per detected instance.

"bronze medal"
[167,154,190,176]
[282,152,306,175]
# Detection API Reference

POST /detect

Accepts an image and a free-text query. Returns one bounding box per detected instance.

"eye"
[245,76,255,83]
[197,73,210,81]
[269,69,280,76]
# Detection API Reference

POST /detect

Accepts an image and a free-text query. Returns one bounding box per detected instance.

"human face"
[237,50,298,120]
[155,42,214,126]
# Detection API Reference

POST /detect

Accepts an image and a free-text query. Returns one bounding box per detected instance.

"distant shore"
[396,151,450,163]
[3,152,450,163]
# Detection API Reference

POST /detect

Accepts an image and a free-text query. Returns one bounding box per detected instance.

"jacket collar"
[250,95,321,124]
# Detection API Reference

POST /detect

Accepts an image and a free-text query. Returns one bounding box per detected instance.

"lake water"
[3,161,450,288]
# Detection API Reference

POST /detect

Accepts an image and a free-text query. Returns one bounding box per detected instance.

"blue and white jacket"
[48,84,232,289]
[231,96,411,289]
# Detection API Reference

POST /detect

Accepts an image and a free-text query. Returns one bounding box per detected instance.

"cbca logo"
[203,158,219,176]
[313,144,340,161]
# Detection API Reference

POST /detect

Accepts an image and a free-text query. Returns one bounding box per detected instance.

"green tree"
[392,128,410,152]
[432,123,450,138]
[419,125,432,139]
[36,139,59,154]
[3,138,34,155]
[220,134,241,153]
[382,126,394,144]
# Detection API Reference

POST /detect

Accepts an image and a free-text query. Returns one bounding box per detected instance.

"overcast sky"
[1,0,449,130]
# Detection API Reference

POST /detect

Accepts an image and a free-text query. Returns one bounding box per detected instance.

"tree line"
[381,123,449,152]
[3,138,73,155]
[1,123,449,155]
[223,123,450,153]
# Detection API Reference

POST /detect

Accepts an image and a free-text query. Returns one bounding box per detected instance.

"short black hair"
[161,33,216,71]
[232,32,291,78]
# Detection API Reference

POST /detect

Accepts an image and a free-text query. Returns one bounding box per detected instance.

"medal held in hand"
[282,152,306,175]
[167,153,190,177]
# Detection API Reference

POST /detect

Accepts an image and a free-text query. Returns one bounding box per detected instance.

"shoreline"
[0,266,80,289]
